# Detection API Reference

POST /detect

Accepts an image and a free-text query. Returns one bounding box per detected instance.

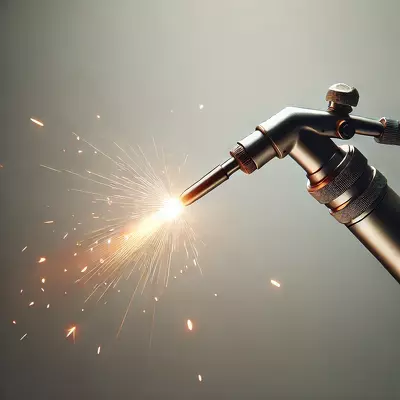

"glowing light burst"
[55,135,202,335]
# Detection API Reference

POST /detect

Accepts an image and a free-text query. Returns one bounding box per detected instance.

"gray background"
[2,1,400,399]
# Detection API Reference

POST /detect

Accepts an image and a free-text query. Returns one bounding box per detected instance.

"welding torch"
[180,83,400,284]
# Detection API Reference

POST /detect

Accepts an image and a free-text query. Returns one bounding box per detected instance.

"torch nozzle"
[180,158,240,206]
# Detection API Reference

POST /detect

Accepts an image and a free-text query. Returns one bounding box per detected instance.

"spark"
[38,257,46,263]
[271,279,281,288]
[198,375,203,382]
[107,239,111,244]
[20,289,23,294]
[41,278,46,283]
[78,150,83,154]
[97,346,101,355]
[63,233,69,239]
[66,326,76,343]
[41,288,44,292]
[20,333,28,341]
[47,304,50,308]
[187,319,193,331]
[82,308,84,312]
[97,115,101,119]
[74,253,77,256]
[154,297,159,302]
[199,104,204,110]
[29,301,34,307]
[81,266,88,273]
[143,310,146,313]
[40,164,61,173]
[64,291,67,295]
[30,117,44,127]
[64,269,67,272]
[12,320,16,325]
[44,220,54,224]
[66,326,76,337]
[214,293,218,297]
[21,246,27,252]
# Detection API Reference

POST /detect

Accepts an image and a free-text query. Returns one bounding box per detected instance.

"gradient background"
[2,1,400,399]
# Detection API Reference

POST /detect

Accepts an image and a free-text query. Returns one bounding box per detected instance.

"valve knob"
[326,83,359,107]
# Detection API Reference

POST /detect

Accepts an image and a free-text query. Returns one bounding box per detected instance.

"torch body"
[180,84,400,284]
[348,187,400,282]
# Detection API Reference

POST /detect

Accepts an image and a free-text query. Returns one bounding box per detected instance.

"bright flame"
[158,198,183,221]
[270,279,281,288]
[187,319,193,331]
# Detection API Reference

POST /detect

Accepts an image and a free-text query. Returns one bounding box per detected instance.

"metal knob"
[326,83,359,107]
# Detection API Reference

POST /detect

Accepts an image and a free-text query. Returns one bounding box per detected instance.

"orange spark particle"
[187,319,193,331]
[30,117,44,127]
[12,320,16,325]
[198,375,203,382]
[81,266,88,273]
[66,326,76,337]
[97,346,101,355]
[20,333,28,341]
[38,257,46,263]
[270,279,281,288]
[21,246,27,252]
[41,278,46,284]
[29,301,34,307]
[44,220,54,224]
